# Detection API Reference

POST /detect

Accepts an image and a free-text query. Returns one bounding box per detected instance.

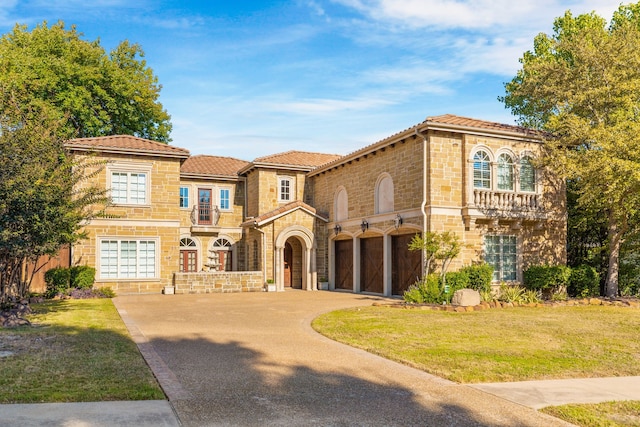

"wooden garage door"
[335,239,353,290]
[392,234,422,296]
[361,237,383,294]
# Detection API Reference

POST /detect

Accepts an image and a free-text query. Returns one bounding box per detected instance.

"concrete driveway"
[114,290,571,427]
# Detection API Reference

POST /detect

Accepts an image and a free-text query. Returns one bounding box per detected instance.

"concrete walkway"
[2,290,638,426]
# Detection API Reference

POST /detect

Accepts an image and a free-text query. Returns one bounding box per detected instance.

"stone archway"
[274,225,317,291]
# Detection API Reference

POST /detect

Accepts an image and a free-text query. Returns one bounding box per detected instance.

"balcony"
[463,189,547,228]
[190,204,221,233]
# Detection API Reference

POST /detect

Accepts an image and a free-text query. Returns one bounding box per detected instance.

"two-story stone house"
[65,114,566,295]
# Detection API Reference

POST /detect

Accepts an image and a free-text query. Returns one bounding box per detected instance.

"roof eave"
[66,144,190,159]
[180,172,239,181]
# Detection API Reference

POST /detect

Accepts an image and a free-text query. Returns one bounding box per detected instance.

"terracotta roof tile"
[181,155,250,177]
[66,135,190,157]
[253,150,342,168]
[241,200,327,227]
[424,114,544,137]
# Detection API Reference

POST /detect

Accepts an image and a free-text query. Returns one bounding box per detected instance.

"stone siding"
[173,271,264,293]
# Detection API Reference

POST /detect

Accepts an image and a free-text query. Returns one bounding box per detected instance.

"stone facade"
[65,114,567,296]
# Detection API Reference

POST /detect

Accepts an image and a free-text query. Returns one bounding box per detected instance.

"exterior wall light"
[361,219,369,232]
[394,214,403,229]
[333,224,342,235]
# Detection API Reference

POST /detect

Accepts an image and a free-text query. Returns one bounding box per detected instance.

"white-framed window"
[473,150,491,189]
[111,172,147,204]
[209,237,233,271]
[484,235,517,282]
[497,153,514,191]
[99,239,157,279]
[219,188,230,210]
[179,187,189,208]
[278,176,292,202]
[519,156,536,192]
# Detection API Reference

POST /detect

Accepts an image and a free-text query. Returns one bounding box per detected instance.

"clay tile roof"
[424,114,544,137]
[65,135,190,158]
[241,200,328,227]
[253,150,342,168]
[181,155,250,178]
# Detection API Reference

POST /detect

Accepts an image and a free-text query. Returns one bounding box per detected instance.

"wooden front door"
[361,237,383,294]
[284,242,292,287]
[334,239,353,290]
[392,234,422,295]
[198,188,212,225]
[180,250,197,272]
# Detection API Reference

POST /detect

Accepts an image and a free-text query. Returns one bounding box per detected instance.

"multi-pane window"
[484,235,517,282]
[179,187,189,208]
[111,172,147,204]
[279,177,292,202]
[179,238,197,272]
[99,240,156,279]
[497,153,514,191]
[219,188,230,210]
[519,156,536,192]
[473,151,491,189]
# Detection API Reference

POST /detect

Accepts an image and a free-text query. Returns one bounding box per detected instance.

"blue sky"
[0,1,624,159]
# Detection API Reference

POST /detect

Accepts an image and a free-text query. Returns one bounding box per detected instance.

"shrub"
[523,265,571,292]
[498,283,525,303]
[404,274,443,304]
[568,264,599,298]
[522,289,541,304]
[70,266,96,290]
[459,263,493,293]
[44,267,71,298]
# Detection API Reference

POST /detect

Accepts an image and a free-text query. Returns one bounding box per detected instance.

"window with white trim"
[99,239,157,279]
[179,187,189,208]
[473,150,491,189]
[278,176,292,202]
[484,235,517,282]
[219,188,230,210]
[111,172,147,204]
[497,153,514,191]
[519,156,536,192]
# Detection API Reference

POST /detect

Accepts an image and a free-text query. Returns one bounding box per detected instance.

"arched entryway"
[275,225,316,291]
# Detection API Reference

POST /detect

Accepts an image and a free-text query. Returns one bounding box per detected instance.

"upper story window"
[278,176,292,202]
[497,153,514,191]
[219,188,230,210]
[179,187,189,208]
[473,150,491,189]
[111,172,147,204]
[519,156,536,192]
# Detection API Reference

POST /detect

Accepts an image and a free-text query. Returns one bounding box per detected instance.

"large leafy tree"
[0,21,171,142]
[502,3,640,297]
[0,100,108,304]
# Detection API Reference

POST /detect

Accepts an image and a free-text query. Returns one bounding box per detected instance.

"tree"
[0,100,107,304]
[408,231,462,286]
[502,3,640,297]
[0,21,172,142]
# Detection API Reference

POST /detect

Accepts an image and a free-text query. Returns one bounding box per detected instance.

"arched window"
[209,237,233,271]
[375,174,394,214]
[519,156,536,192]
[334,187,348,221]
[252,239,259,271]
[179,238,197,272]
[473,150,491,189]
[497,153,514,191]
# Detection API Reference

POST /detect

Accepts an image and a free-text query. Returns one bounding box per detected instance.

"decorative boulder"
[451,289,481,307]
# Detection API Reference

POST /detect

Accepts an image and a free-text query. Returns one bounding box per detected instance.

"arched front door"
[284,242,292,287]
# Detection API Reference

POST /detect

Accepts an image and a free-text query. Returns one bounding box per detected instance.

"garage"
[360,236,383,294]
[334,239,353,290]
[391,233,422,295]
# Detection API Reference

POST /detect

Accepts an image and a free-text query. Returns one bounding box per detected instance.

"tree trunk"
[605,219,623,298]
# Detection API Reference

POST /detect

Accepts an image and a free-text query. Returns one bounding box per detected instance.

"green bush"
[459,263,493,293]
[443,271,470,303]
[568,264,600,298]
[44,267,71,298]
[70,266,96,290]
[404,274,443,304]
[523,265,571,291]
[498,284,525,303]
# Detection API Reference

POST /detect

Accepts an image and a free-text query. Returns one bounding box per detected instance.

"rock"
[451,289,481,307]
[454,306,466,313]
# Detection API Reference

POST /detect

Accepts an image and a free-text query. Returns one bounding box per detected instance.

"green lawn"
[312,305,640,383]
[542,401,640,427]
[0,299,164,403]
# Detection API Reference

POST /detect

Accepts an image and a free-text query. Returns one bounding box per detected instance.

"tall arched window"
[179,238,197,272]
[209,237,233,271]
[497,153,514,191]
[375,174,394,214]
[335,187,348,221]
[473,150,491,189]
[520,156,536,192]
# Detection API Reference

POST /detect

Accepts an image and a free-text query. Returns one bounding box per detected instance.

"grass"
[311,305,640,383]
[0,298,164,403]
[541,401,640,427]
